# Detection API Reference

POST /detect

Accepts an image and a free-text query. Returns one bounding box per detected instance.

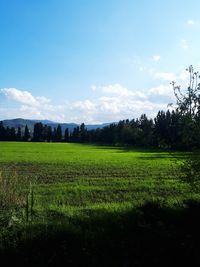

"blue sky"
[1,0,200,123]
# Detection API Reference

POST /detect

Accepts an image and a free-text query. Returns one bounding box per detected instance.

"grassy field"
[0,142,199,266]
[0,142,190,213]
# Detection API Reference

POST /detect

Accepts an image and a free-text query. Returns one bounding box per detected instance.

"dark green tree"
[56,125,62,142]
[10,127,16,141]
[24,125,30,141]
[0,121,6,141]
[47,126,52,142]
[72,126,80,142]
[80,123,86,142]
[41,125,49,141]
[170,65,200,148]
[52,127,57,142]
[64,128,69,142]
[33,123,43,141]
[17,127,22,141]
[139,114,154,147]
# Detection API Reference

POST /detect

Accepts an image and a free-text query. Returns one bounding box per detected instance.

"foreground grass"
[0,142,199,266]
[0,142,189,220]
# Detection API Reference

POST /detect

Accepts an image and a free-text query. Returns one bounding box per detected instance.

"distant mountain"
[1,118,110,132]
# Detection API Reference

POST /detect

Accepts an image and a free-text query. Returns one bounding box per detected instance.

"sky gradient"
[1,0,200,123]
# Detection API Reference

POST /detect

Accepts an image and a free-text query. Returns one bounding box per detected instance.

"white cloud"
[180,39,188,49]
[68,84,174,123]
[0,83,176,124]
[101,84,146,99]
[187,20,195,25]
[20,105,42,117]
[154,72,176,81]
[36,96,51,104]
[102,84,133,97]
[148,85,173,97]
[1,88,39,106]
[72,100,96,112]
[0,88,51,107]
[178,69,189,81]
[152,55,161,62]
[154,69,189,83]
[0,88,65,122]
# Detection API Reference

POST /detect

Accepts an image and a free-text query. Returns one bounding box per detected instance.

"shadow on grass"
[137,155,186,160]
[1,200,200,266]
[92,144,191,158]
[92,144,168,153]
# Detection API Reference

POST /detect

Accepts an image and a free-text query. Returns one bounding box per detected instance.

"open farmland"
[0,142,196,218]
[0,142,190,212]
[0,142,200,266]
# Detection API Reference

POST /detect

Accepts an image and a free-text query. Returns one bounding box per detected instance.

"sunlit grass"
[0,142,192,226]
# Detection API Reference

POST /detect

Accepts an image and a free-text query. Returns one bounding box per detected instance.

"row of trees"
[0,122,69,142]
[0,109,199,149]
[32,123,65,142]
[0,123,30,141]
[0,66,199,150]
[0,121,89,143]
[89,111,200,149]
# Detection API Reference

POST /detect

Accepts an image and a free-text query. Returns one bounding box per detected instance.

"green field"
[0,142,199,266]
[0,142,193,218]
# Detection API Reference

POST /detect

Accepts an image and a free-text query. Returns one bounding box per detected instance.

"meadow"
[0,142,199,266]
[0,142,189,214]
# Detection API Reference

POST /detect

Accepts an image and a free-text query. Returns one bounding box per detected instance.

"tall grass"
[0,170,36,229]
[0,171,24,209]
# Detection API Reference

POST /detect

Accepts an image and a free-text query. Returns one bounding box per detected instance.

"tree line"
[0,122,66,142]
[0,109,199,150]
[1,66,200,150]
[0,123,30,141]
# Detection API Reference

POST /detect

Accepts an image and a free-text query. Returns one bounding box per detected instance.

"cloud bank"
[0,81,177,124]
